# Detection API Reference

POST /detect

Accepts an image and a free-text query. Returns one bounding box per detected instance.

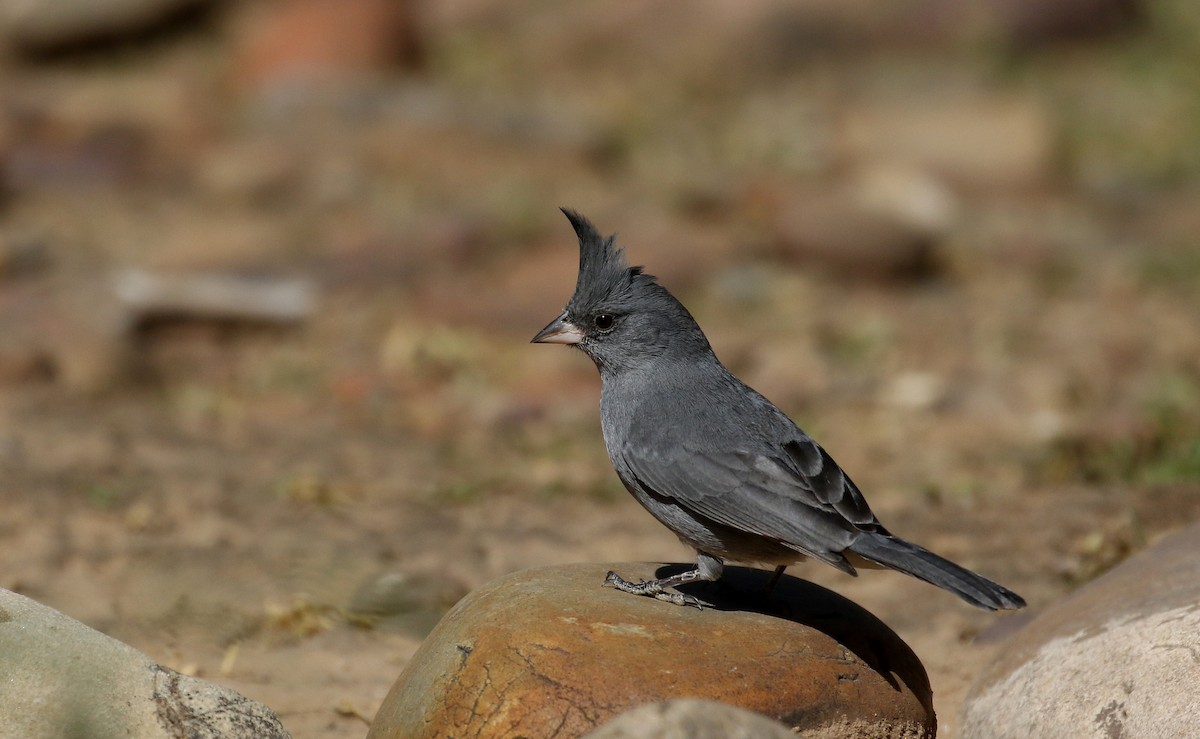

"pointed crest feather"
[560,208,653,311]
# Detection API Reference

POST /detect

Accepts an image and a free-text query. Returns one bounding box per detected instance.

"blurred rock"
[880,371,946,411]
[849,163,960,235]
[961,523,1200,738]
[837,95,1054,190]
[368,562,935,738]
[0,269,315,392]
[114,269,316,327]
[0,587,291,738]
[9,276,130,393]
[347,570,469,637]
[583,699,796,739]
[0,0,214,54]
[231,0,424,98]
[771,186,940,282]
[984,0,1144,47]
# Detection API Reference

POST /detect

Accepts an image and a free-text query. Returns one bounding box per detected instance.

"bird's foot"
[604,570,710,609]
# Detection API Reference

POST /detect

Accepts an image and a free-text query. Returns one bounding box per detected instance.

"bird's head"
[531,209,710,375]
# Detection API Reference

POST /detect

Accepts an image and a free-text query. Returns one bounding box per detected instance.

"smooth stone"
[0,588,290,739]
[582,698,795,739]
[961,523,1200,738]
[369,562,935,739]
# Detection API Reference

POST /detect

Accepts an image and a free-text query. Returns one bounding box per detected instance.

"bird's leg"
[764,565,787,596]
[605,552,723,609]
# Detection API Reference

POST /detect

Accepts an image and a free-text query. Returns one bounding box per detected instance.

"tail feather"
[849,533,1025,611]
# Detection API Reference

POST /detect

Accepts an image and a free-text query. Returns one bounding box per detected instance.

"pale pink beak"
[532,311,584,345]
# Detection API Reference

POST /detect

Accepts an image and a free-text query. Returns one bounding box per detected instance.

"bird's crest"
[560,208,653,310]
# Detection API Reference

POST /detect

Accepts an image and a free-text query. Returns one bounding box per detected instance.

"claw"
[654,591,708,609]
[604,571,636,587]
[604,570,710,609]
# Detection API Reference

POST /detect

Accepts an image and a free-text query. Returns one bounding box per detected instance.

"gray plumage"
[532,209,1025,611]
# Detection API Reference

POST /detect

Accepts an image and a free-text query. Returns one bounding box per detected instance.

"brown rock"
[231,0,424,96]
[1,276,131,394]
[773,187,940,282]
[962,523,1200,738]
[837,96,1054,190]
[583,699,795,739]
[368,562,935,739]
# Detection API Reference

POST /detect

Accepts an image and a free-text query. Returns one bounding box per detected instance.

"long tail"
[849,532,1026,611]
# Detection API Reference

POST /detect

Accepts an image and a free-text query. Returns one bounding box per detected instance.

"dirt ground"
[3,2,1200,737]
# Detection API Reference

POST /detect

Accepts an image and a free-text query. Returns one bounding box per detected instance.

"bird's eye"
[593,313,615,331]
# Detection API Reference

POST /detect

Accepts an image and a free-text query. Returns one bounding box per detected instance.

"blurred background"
[2,0,1199,735]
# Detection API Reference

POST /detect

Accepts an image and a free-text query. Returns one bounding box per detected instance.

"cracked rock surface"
[368,562,935,738]
[0,588,290,739]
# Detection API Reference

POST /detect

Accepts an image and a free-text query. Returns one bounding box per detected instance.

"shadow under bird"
[532,209,1026,611]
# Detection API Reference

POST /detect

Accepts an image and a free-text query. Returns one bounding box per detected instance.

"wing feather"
[619,435,879,569]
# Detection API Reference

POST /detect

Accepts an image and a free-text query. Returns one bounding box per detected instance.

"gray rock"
[368,562,935,738]
[582,699,796,739]
[113,269,316,326]
[961,523,1200,739]
[0,588,290,739]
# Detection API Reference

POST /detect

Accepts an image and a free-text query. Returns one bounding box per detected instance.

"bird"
[532,208,1025,611]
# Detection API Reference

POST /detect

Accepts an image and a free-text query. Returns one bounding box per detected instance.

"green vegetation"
[1037,371,1200,486]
